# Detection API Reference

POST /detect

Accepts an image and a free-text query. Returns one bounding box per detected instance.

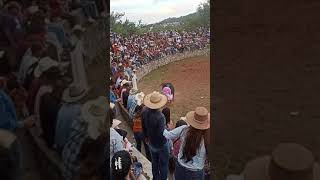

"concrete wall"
[136,48,210,82]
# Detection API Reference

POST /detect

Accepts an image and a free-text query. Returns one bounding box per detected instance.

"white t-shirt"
[132,73,137,90]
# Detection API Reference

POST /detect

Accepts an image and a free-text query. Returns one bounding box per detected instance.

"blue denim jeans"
[174,161,204,180]
[148,143,169,180]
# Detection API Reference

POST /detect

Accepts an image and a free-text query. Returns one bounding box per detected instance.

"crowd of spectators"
[110,28,210,82]
[0,1,109,180]
[109,27,211,180]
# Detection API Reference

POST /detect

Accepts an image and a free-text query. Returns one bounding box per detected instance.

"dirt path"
[138,56,210,122]
[213,1,320,179]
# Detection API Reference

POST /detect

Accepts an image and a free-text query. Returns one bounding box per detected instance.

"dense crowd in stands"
[109,27,211,180]
[110,28,210,81]
[0,1,109,180]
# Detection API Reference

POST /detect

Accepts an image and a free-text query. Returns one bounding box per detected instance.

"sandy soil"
[138,56,210,122]
[213,1,320,179]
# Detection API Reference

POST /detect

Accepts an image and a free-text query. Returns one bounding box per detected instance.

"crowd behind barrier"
[0,1,109,180]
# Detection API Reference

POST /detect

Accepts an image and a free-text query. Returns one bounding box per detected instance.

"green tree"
[197,0,210,28]
[110,0,210,36]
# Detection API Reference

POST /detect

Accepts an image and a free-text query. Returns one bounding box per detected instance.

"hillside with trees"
[110,0,210,36]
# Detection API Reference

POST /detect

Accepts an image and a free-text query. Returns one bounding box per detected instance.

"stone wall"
[136,48,210,82]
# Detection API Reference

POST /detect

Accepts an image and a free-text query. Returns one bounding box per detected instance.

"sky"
[110,0,206,25]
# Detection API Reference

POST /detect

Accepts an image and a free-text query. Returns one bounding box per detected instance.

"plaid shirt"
[62,119,88,180]
[128,97,137,120]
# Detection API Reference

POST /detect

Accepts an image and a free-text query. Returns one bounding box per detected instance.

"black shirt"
[141,107,167,149]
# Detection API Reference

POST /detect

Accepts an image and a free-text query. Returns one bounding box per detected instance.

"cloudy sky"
[110,0,206,25]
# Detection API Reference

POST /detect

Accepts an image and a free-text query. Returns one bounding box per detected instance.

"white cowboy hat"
[185,107,210,130]
[62,85,87,103]
[143,91,167,109]
[110,102,115,109]
[112,119,122,129]
[135,92,145,106]
[243,143,320,180]
[34,57,59,78]
[120,79,131,86]
[72,24,86,32]
[81,96,107,140]
[180,117,187,121]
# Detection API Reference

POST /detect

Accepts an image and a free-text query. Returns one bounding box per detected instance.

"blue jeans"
[133,132,151,161]
[174,161,204,180]
[47,23,67,47]
[148,143,169,180]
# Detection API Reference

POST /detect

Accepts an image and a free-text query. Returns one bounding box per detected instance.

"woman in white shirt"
[163,107,210,180]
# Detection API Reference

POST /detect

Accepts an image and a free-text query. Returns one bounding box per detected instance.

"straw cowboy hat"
[135,92,145,106]
[185,107,210,130]
[81,96,107,140]
[72,24,85,32]
[112,119,122,129]
[34,57,59,78]
[62,85,87,103]
[243,143,320,180]
[143,91,167,109]
[0,129,16,149]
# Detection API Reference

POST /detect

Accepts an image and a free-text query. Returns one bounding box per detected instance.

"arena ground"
[138,55,210,122]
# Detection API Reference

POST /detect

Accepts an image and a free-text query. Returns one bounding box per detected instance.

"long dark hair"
[182,126,210,163]
[162,107,170,125]
[111,150,132,180]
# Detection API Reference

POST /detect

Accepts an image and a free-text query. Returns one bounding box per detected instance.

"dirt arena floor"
[213,1,320,179]
[138,56,210,122]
